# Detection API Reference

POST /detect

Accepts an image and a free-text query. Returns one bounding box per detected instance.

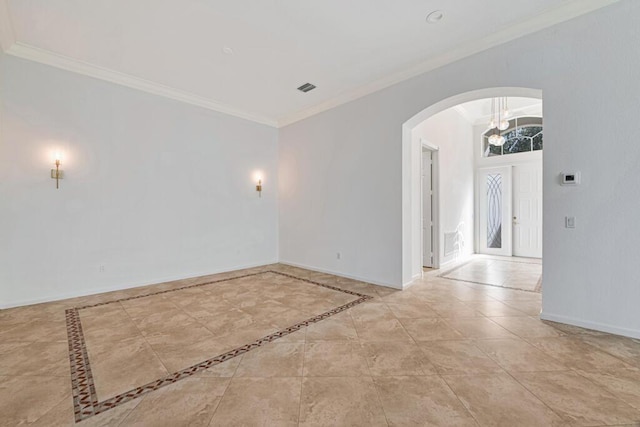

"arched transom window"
[483,116,543,157]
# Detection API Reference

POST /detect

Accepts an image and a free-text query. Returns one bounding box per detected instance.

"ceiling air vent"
[297,83,316,93]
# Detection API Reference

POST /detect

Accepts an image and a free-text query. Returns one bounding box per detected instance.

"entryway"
[402,87,544,289]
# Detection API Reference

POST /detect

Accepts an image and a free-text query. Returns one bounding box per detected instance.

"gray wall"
[278,1,640,337]
[0,54,279,307]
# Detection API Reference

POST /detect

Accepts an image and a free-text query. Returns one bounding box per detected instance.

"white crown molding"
[1,0,618,129]
[4,42,279,127]
[0,0,16,52]
[276,0,619,127]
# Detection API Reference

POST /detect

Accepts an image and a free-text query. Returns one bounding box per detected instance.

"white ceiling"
[0,0,617,127]
[454,97,543,125]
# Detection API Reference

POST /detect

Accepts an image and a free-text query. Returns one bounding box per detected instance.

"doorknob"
[513,216,518,225]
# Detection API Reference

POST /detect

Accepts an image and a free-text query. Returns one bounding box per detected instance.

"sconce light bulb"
[51,150,64,189]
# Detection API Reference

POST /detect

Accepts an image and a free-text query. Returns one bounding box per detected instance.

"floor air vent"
[297,83,316,93]
[444,231,460,256]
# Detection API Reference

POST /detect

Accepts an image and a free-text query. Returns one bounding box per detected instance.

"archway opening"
[401,87,543,287]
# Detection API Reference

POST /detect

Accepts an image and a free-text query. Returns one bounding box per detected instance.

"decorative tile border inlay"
[65,270,372,422]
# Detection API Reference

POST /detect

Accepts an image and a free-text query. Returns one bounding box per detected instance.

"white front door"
[478,167,512,256]
[513,162,543,258]
[422,150,433,267]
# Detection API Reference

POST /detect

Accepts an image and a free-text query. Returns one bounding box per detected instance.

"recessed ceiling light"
[222,46,234,55]
[426,10,444,24]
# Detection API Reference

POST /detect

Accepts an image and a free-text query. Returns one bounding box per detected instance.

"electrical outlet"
[565,216,576,229]
[336,252,341,260]
[99,265,105,273]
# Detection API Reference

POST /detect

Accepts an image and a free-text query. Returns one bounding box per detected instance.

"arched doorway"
[401,87,543,287]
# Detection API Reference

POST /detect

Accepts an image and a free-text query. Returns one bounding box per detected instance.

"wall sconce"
[51,152,64,189]
[256,178,262,197]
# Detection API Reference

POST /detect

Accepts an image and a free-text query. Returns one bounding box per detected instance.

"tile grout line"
[518,333,640,378]
[114,388,147,426]
[26,391,73,426]
[297,321,310,425]
[117,300,173,385]
[457,320,575,423]
[74,271,270,311]
[501,368,575,423]
[382,292,492,426]
[362,296,422,426]
[205,372,235,427]
[347,303,391,426]
[205,347,246,427]
[569,370,640,416]
[356,301,391,426]
[437,374,484,427]
[438,275,542,293]
[297,337,306,426]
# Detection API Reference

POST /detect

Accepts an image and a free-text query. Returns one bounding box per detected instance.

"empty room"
[1,1,640,426]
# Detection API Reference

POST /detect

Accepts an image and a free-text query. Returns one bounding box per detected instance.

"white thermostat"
[561,172,581,185]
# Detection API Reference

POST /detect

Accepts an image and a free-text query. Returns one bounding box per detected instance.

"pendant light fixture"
[487,97,510,146]
[498,97,510,131]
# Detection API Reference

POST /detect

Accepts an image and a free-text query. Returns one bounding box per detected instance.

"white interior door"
[513,162,543,258]
[478,166,512,256]
[422,150,433,267]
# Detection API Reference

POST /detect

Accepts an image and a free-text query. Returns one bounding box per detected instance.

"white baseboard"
[540,311,640,340]
[439,259,458,269]
[439,253,473,270]
[402,273,423,290]
[278,260,401,290]
[0,260,278,309]
[3,259,402,309]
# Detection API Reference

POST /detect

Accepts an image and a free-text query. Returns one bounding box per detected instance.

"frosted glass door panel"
[486,173,503,249]
[478,167,512,256]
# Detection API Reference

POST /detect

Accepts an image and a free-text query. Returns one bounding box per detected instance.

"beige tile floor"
[440,255,543,292]
[1,263,640,426]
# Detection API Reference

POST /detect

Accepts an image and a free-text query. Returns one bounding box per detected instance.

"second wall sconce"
[256,178,262,197]
[51,152,64,189]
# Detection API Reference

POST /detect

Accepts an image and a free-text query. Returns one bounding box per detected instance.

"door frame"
[476,166,513,256]
[421,139,440,270]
